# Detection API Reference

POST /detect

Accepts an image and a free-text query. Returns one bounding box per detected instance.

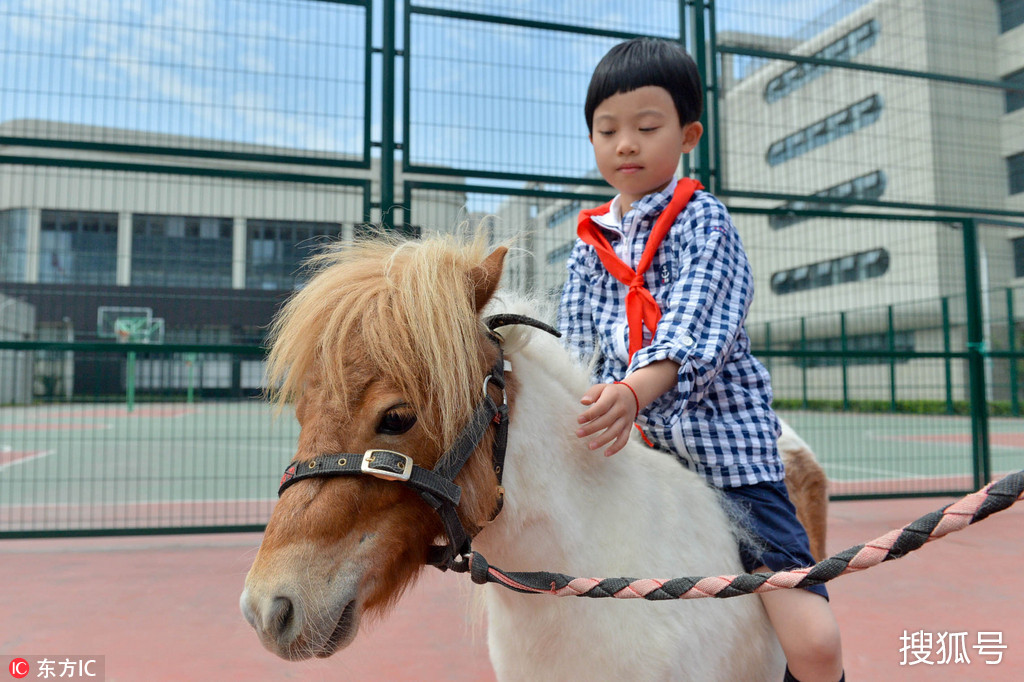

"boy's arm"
[629,207,752,407]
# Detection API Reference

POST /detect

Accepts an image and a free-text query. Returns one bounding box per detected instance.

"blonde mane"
[265,232,493,447]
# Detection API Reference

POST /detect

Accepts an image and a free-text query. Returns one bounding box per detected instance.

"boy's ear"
[681,122,704,153]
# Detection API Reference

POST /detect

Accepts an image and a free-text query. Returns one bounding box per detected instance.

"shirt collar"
[590,177,679,233]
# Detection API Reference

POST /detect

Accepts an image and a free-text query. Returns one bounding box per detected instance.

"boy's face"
[589,85,702,208]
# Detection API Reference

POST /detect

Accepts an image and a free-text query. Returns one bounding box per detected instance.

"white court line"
[825,460,919,479]
[0,448,57,472]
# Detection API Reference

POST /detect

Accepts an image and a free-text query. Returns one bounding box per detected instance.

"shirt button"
[681,335,695,347]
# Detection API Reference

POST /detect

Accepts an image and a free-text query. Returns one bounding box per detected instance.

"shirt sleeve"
[557,240,597,366]
[628,209,753,406]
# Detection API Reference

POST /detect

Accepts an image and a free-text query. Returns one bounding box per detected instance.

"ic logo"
[8,658,30,679]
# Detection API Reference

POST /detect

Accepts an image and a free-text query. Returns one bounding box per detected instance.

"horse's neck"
[473,333,735,576]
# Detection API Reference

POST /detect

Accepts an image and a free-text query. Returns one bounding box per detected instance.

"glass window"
[771,249,888,295]
[38,210,118,285]
[0,209,29,282]
[1013,237,1024,278]
[767,95,883,167]
[245,219,343,290]
[765,20,879,103]
[1001,0,1024,33]
[1003,68,1024,113]
[132,214,232,288]
[770,170,887,230]
[1008,152,1024,194]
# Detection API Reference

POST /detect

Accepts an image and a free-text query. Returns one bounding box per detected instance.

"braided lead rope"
[459,469,1024,600]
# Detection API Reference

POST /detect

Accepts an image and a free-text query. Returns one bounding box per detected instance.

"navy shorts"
[720,479,828,600]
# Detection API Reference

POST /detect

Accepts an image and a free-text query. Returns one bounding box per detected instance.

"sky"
[1,0,867,181]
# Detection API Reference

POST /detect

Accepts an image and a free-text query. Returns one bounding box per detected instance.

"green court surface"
[2,403,1022,534]
[778,411,1024,496]
[0,401,298,533]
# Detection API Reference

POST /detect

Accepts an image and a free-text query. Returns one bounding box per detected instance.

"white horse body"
[473,301,785,681]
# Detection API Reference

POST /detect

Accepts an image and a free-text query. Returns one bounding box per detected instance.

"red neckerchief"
[577,178,703,360]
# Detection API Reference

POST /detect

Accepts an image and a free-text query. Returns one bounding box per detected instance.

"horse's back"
[479,327,784,680]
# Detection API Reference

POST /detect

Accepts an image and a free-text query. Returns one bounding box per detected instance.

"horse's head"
[240,236,510,660]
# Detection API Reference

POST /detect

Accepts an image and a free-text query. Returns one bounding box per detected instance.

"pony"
[241,234,826,680]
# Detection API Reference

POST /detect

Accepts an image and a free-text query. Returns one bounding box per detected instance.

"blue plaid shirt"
[558,180,784,488]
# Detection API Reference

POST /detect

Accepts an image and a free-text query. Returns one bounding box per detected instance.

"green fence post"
[690,0,712,189]
[126,351,136,414]
[840,311,849,410]
[941,297,953,414]
[380,0,397,232]
[888,304,896,412]
[961,219,991,488]
[185,353,196,405]
[1008,288,1020,417]
[763,320,772,377]
[800,316,808,409]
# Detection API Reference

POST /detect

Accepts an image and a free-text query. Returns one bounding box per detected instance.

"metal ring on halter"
[482,374,507,406]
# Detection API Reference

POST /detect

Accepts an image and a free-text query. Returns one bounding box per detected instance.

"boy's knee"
[786,621,843,680]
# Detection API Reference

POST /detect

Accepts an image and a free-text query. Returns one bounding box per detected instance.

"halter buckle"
[483,374,508,406]
[361,449,413,482]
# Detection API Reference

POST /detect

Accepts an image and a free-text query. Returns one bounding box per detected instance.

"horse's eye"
[377,407,417,435]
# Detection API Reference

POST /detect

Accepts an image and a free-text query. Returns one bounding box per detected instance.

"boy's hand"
[576,382,637,457]
[574,360,681,457]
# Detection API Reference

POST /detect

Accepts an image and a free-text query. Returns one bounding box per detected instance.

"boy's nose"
[616,136,638,155]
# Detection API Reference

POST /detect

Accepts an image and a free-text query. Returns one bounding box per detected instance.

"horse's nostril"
[267,596,295,637]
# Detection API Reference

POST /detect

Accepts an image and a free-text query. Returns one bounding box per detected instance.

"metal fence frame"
[2,0,1024,537]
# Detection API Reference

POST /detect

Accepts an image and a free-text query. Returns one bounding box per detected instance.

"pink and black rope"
[458,469,1024,600]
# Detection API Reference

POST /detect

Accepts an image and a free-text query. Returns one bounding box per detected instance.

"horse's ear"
[470,246,507,312]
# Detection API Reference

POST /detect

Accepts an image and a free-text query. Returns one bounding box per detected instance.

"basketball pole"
[126,350,136,413]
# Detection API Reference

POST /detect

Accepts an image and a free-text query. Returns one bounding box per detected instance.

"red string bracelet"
[613,380,640,421]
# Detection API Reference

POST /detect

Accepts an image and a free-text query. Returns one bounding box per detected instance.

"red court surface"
[2,494,1021,681]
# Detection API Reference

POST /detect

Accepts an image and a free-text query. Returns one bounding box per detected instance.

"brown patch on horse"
[780,446,829,562]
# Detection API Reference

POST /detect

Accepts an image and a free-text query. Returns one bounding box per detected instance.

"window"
[245,219,342,290]
[547,200,581,229]
[770,170,887,229]
[767,95,883,166]
[770,249,889,295]
[1007,152,1024,195]
[765,19,879,103]
[1013,237,1024,278]
[0,209,29,282]
[39,210,117,284]
[1004,68,1024,113]
[1001,0,1024,33]
[132,214,233,288]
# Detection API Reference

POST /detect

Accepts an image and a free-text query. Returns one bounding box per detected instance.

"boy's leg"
[757,580,844,682]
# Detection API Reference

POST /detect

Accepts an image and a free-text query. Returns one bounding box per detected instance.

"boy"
[557,38,845,682]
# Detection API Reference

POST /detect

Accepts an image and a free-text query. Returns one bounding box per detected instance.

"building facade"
[511,0,1024,403]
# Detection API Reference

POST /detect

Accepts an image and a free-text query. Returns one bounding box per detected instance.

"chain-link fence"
[2,0,1023,536]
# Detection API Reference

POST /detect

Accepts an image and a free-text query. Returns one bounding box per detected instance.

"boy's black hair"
[585,38,703,133]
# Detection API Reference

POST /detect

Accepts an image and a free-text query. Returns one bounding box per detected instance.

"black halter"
[277,313,560,570]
